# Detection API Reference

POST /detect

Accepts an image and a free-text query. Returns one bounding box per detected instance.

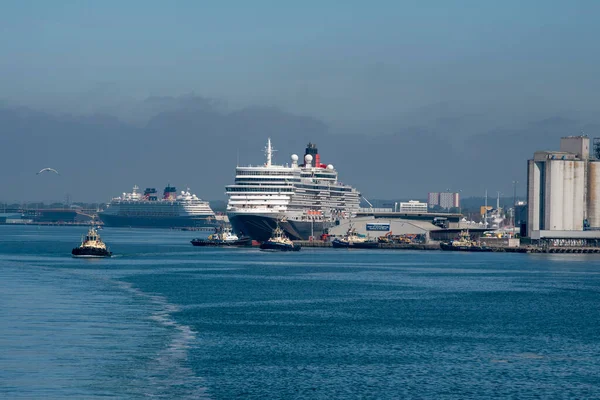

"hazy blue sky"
[2,1,599,124]
[2,1,600,202]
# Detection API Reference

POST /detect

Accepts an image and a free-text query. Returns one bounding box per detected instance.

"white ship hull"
[98,214,217,229]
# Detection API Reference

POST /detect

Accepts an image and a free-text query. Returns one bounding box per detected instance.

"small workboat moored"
[332,225,379,249]
[191,226,252,247]
[440,230,492,252]
[260,225,301,252]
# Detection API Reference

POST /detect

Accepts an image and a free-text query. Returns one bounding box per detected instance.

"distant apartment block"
[427,192,439,207]
[427,192,460,209]
[399,200,427,213]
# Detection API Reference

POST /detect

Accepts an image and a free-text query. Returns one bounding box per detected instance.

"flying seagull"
[37,168,60,175]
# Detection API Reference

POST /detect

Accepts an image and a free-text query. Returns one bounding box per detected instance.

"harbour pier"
[295,240,440,250]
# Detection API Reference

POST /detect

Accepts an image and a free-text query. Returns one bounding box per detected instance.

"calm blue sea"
[1,225,600,399]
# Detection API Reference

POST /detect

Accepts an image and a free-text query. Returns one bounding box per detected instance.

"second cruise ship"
[99,185,217,228]
[226,139,361,241]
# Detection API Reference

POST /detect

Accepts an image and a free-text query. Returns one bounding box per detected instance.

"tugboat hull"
[331,239,379,249]
[259,242,301,252]
[440,243,492,252]
[191,237,252,247]
[71,248,112,258]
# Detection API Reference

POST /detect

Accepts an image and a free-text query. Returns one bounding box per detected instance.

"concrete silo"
[572,160,585,230]
[587,161,600,229]
[527,136,590,238]
[545,158,565,230]
[562,160,574,231]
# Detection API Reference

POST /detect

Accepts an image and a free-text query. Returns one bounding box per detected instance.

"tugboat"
[72,227,112,258]
[260,224,301,252]
[191,226,252,247]
[332,225,379,249]
[440,230,492,252]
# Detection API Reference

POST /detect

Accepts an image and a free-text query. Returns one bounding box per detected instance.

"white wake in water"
[114,280,210,399]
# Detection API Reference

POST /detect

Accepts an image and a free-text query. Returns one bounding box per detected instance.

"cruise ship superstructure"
[226,139,361,241]
[98,185,216,228]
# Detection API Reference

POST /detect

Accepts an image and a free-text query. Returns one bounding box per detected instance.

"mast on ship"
[484,190,488,228]
[265,138,276,167]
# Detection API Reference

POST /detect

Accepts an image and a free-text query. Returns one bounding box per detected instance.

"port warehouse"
[0,213,22,224]
[330,213,490,242]
[0,209,92,224]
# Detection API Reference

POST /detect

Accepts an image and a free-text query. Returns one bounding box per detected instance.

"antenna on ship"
[496,191,501,211]
[484,189,488,228]
[265,138,276,167]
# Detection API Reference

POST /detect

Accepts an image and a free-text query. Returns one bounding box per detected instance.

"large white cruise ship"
[98,185,216,228]
[226,139,361,241]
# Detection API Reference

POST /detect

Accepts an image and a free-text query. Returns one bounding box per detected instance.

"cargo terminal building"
[328,215,488,242]
[527,136,600,243]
